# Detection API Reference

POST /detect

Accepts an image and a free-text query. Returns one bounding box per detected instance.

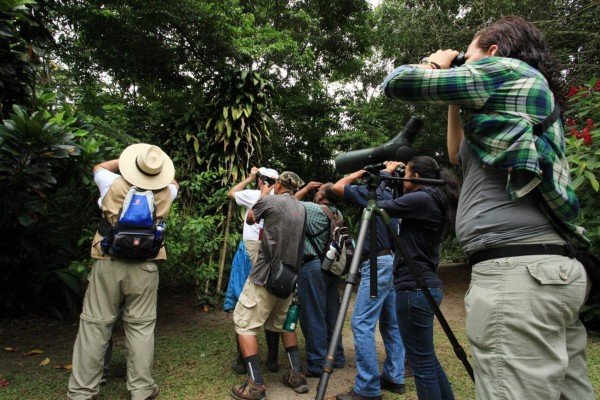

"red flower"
[583,131,593,146]
[594,80,600,92]
[567,118,577,127]
[586,118,595,129]
[568,85,581,98]
[571,128,579,137]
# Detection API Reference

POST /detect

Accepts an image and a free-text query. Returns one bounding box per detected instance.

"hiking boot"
[230,378,266,400]
[336,389,381,400]
[231,357,247,375]
[144,386,160,400]
[282,368,309,394]
[380,375,406,394]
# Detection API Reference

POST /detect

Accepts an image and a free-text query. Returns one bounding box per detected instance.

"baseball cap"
[259,167,279,179]
[279,171,305,190]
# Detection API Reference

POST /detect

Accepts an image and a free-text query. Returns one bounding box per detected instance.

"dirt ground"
[0,263,472,399]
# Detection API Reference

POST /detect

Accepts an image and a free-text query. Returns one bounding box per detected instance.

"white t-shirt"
[94,168,178,208]
[234,189,263,241]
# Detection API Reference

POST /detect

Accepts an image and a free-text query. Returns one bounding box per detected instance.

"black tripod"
[315,169,474,400]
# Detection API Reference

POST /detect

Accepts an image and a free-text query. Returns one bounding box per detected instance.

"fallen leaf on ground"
[23,349,44,356]
[39,357,50,366]
[0,378,9,388]
[53,364,73,370]
[2,347,15,352]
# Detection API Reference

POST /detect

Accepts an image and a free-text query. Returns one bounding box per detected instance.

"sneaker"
[144,387,160,400]
[282,368,309,394]
[336,389,382,400]
[230,378,266,400]
[231,357,247,375]
[380,375,406,394]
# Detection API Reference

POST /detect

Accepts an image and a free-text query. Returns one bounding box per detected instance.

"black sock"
[285,345,302,372]
[244,355,264,384]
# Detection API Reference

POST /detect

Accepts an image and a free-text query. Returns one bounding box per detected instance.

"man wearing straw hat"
[68,144,178,400]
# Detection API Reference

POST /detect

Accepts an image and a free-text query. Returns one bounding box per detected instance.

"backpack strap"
[532,103,561,136]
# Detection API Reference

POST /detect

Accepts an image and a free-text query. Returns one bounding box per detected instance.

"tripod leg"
[315,207,374,400]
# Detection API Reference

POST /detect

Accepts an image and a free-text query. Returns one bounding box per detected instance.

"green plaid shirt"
[383,57,589,248]
[302,202,339,258]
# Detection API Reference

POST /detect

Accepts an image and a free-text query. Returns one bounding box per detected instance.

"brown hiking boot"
[282,368,308,394]
[230,378,266,400]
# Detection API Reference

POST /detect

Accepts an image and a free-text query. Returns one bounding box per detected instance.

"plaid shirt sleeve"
[383,57,590,249]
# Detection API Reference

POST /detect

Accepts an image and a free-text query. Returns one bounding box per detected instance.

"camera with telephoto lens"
[257,172,277,186]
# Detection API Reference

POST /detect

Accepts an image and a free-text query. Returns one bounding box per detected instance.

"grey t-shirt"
[456,138,564,254]
[249,193,306,285]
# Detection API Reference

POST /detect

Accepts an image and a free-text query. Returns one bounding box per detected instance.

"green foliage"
[0,103,93,318]
[0,0,53,120]
[204,68,275,184]
[564,78,600,248]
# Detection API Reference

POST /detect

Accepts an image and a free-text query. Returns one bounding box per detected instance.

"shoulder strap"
[319,204,339,221]
[532,104,561,136]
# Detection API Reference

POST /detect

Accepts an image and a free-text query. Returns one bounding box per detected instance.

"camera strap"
[532,103,561,136]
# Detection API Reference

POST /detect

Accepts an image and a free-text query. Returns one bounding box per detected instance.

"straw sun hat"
[118,143,175,190]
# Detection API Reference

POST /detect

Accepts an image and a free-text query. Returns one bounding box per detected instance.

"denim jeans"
[352,255,405,397]
[298,258,345,375]
[396,288,454,400]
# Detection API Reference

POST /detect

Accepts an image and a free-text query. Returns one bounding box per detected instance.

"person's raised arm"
[227,167,259,200]
[332,170,365,198]
[295,181,322,200]
[447,105,464,166]
[93,159,119,174]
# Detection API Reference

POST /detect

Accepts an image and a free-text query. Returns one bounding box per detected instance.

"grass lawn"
[0,286,599,399]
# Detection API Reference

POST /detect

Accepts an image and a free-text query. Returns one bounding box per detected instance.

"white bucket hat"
[119,143,175,190]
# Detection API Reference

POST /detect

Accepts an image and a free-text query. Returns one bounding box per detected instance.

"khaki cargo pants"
[67,259,159,400]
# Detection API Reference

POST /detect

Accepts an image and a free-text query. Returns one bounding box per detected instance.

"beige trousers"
[67,259,159,400]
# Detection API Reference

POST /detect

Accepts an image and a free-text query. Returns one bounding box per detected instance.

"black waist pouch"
[266,261,298,299]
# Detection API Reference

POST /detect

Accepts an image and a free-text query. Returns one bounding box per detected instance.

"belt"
[360,249,393,264]
[468,244,572,266]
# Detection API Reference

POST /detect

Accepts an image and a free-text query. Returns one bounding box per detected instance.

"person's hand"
[427,49,461,69]
[249,167,260,179]
[305,181,322,191]
[384,161,402,174]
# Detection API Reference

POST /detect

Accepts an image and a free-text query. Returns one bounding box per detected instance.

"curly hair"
[475,16,566,110]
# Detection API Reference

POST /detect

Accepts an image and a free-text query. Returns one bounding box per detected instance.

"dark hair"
[475,16,566,109]
[408,156,460,235]
[321,182,340,206]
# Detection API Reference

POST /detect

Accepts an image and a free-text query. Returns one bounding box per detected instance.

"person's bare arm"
[332,170,365,197]
[295,181,322,200]
[93,159,119,174]
[447,105,463,165]
[227,167,259,200]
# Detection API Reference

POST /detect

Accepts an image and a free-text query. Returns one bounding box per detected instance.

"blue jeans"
[352,255,405,397]
[396,288,454,400]
[298,258,345,375]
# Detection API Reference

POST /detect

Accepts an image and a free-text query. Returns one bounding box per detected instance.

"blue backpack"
[101,186,165,260]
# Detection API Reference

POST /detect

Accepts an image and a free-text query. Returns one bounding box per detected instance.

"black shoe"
[144,387,160,400]
[336,389,382,400]
[231,357,247,375]
[380,375,406,394]
[265,358,278,373]
[304,369,322,378]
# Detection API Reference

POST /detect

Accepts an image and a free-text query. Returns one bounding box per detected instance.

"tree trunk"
[217,199,233,293]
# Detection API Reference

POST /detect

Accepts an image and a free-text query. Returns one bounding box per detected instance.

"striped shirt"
[383,57,589,248]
